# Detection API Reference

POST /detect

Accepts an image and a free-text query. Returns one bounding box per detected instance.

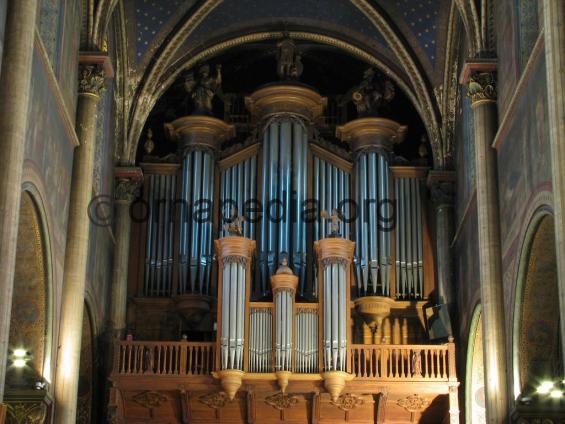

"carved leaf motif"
[132,391,168,409]
[6,402,47,424]
[331,393,364,411]
[396,394,429,413]
[265,393,299,410]
[199,392,230,409]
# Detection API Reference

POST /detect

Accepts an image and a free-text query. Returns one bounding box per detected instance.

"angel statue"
[341,68,395,117]
[183,63,223,114]
[223,207,245,236]
[276,37,303,80]
[321,208,345,238]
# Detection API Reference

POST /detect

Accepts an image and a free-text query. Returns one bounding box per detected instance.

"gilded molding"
[78,64,106,97]
[467,71,497,105]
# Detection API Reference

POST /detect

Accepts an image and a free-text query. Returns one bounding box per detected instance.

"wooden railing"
[113,341,215,376]
[112,341,456,383]
[348,343,456,381]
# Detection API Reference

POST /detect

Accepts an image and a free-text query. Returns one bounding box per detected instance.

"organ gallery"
[0,1,563,423]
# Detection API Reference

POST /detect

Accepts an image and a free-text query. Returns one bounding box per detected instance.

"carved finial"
[223,207,245,236]
[321,208,343,237]
[144,128,155,155]
[275,253,294,275]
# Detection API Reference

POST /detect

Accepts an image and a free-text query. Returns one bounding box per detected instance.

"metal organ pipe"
[143,171,177,296]
[271,264,298,372]
[315,238,354,373]
[215,237,256,371]
[336,118,407,298]
[394,175,425,298]
[246,85,326,298]
[166,115,235,296]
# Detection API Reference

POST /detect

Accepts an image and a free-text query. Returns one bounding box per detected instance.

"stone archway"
[465,306,486,424]
[517,215,561,393]
[5,191,51,423]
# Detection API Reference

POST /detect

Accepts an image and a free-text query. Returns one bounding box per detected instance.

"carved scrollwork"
[467,71,497,105]
[265,392,299,410]
[199,392,230,409]
[132,391,168,410]
[78,64,106,97]
[396,394,429,413]
[330,393,364,411]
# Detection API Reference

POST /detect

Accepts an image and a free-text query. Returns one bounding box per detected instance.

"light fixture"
[13,349,26,358]
[13,358,26,368]
[550,389,563,399]
[537,381,554,394]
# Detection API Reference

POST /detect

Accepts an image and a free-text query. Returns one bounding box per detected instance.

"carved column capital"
[467,71,497,105]
[114,167,143,204]
[78,64,106,97]
[459,60,497,106]
[431,181,455,207]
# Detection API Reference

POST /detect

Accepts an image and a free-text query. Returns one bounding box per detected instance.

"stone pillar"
[427,171,455,306]
[543,0,565,367]
[0,1,38,414]
[109,167,143,337]
[461,62,508,423]
[53,58,108,424]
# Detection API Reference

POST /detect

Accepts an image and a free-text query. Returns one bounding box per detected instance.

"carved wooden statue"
[184,64,223,114]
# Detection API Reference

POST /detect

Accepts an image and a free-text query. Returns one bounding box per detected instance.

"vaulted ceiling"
[104,0,490,168]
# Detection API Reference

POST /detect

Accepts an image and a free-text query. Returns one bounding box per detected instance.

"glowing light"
[13,359,26,368]
[537,381,555,394]
[550,389,563,399]
[13,349,26,358]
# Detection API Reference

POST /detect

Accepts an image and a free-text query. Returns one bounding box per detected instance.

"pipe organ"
[129,83,438,405]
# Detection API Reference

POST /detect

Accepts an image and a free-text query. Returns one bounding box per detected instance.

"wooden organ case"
[110,79,459,423]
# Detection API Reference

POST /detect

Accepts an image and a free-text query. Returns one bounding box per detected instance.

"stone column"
[0,1,38,416]
[109,167,143,337]
[53,59,108,424]
[461,62,508,423]
[427,171,455,306]
[543,0,565,367]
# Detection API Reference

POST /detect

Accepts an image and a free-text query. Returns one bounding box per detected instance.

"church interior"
[0,0,562,423]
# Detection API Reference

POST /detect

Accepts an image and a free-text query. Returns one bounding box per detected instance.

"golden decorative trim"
[246,84,326,123]
[165,115,235,152]
[336,117,407,153]
[314,238,355,265]
[139,162,180,175]
[214,237,256,263]
[271,273,299,295]
[389,166,429,179]
[217,143,260,171]
[264,392,299,410]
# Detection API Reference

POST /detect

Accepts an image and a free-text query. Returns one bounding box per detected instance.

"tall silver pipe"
[415,178,424,296]
[378,153,388,295]
[338,265,347,370]
[144,175,154,295]
[221,262,230,369]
